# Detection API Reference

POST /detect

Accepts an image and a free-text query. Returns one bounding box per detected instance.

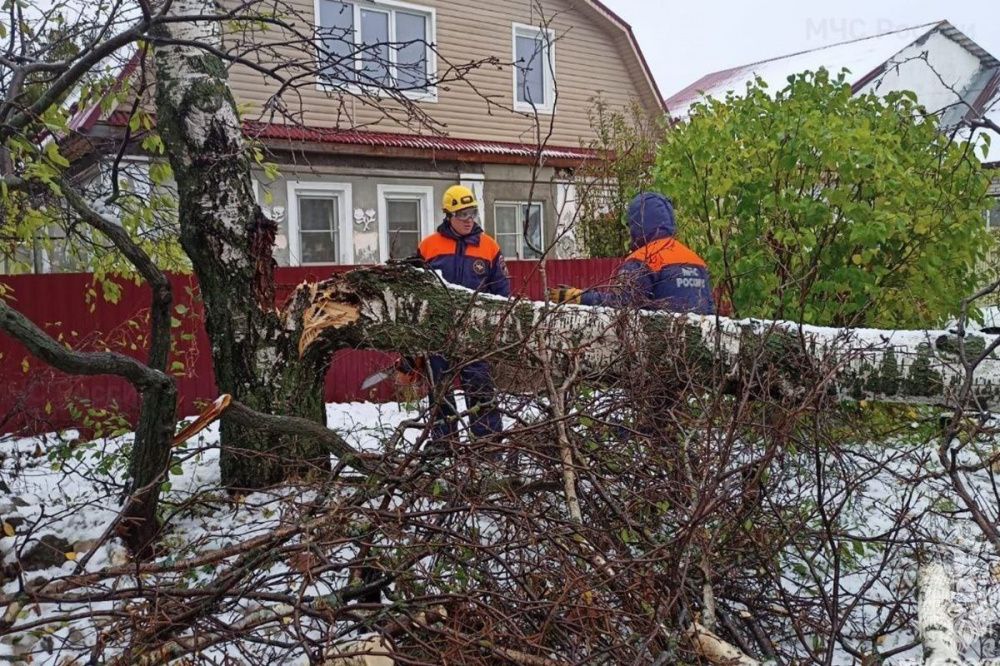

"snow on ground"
[2,399,1000,664]
[0,402,409,664]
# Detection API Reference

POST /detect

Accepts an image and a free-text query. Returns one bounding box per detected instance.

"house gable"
[225,0,662,148]
[663,21,1000,121]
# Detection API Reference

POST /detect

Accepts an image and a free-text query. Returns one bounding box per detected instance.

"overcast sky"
[604,0,1000,98]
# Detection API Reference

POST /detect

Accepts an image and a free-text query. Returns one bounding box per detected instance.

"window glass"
[318,0,355,82]
[299,196,339,263]
[360,9,391,86]
[386,199,421,259]
[515,34,546,106]
[396,12,428,90]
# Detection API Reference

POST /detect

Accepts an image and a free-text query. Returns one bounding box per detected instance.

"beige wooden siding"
[224,0,660,146]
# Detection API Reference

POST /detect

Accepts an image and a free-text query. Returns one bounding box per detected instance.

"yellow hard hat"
[442,184,478,214]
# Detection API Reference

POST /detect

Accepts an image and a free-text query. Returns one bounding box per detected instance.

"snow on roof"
[665,22,941,119]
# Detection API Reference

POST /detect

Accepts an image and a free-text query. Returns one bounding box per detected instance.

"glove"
[548,286,584,304]
[395,356,426,386]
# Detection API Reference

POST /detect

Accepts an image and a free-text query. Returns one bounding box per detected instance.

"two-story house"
[56,0,664,272]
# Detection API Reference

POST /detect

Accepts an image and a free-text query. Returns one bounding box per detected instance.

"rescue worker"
[415,184,511,443]
[550,192,715,314]
[550,192,715,451]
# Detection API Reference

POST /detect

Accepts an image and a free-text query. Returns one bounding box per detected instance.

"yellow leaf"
[64,551,77,561]
[21,357,29,373]
[2,522,14,537]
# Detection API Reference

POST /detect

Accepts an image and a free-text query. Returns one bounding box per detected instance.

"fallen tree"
[293,265,1000,411]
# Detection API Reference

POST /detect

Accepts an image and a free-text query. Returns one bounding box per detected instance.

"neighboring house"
[43,0,664,273]
[975,107,1000,229]
[665,20,1000,226]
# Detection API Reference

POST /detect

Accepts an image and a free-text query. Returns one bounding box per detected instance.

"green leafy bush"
[656,69,994,327]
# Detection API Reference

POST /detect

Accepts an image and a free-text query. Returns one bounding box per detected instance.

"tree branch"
[0,297,168,389]
[60,182,173,369]
[297,265,1000,410]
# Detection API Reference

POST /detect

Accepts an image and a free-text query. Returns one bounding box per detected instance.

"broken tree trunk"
[297,265,1000,411]
[152,0,334,489]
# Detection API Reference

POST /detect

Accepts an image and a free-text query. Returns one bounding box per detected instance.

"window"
[512,23,555,114]
[377,184,434,262]
[988,196,1000,229]
[494,202,544,259]
[287,182,353,265]
[316,0,435,97]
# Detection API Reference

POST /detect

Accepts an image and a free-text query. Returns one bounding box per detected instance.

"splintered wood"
[297,283,360,357]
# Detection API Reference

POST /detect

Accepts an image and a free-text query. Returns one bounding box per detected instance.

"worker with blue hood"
[551,192,715,314]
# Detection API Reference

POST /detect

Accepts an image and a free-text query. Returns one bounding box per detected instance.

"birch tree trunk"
[152,0,333,489]
[298,266,1000,411]
[918,563,968,666]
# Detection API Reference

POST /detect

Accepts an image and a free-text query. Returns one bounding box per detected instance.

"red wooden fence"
[0,260,619,436]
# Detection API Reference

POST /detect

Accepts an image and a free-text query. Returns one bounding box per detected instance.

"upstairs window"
[512,23,555,114]
[317,0,435,97]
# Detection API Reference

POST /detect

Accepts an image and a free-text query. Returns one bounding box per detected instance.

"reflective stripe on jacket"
[418,221,511,297]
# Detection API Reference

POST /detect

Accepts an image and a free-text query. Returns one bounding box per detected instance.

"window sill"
[316,79,439,103]
[513,101,554,115]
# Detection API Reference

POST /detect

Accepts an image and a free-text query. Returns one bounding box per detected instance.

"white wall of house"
[864,31,984,116]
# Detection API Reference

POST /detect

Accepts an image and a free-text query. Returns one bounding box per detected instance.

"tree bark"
[297,265,1000,411]
[152,0,332,489]
[918,562,968,666]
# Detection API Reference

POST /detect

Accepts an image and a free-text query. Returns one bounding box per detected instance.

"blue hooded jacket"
[418,220,511,297]
[580,193,714,314]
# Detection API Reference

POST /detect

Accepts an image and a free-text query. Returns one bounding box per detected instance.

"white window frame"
[493,200,545,260]
[987,196,1000,229]
[314,0,438,102]
[511,22,556,115]
[286,180,354,266]
[459,173,485,208]
[376,184,435,262]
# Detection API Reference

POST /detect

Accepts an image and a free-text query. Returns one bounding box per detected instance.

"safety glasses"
[453,207,479,221]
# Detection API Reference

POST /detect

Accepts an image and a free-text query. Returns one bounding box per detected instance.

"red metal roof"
[68,50,143,134]
[241,121,598,161]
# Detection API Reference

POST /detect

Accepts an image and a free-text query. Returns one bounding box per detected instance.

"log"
[295,265,1000,410]
[918,563,968,666]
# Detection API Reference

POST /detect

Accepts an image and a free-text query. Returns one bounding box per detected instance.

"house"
[974,107,1000,228]
[46,0,664,273]
[665,20,1000,223]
